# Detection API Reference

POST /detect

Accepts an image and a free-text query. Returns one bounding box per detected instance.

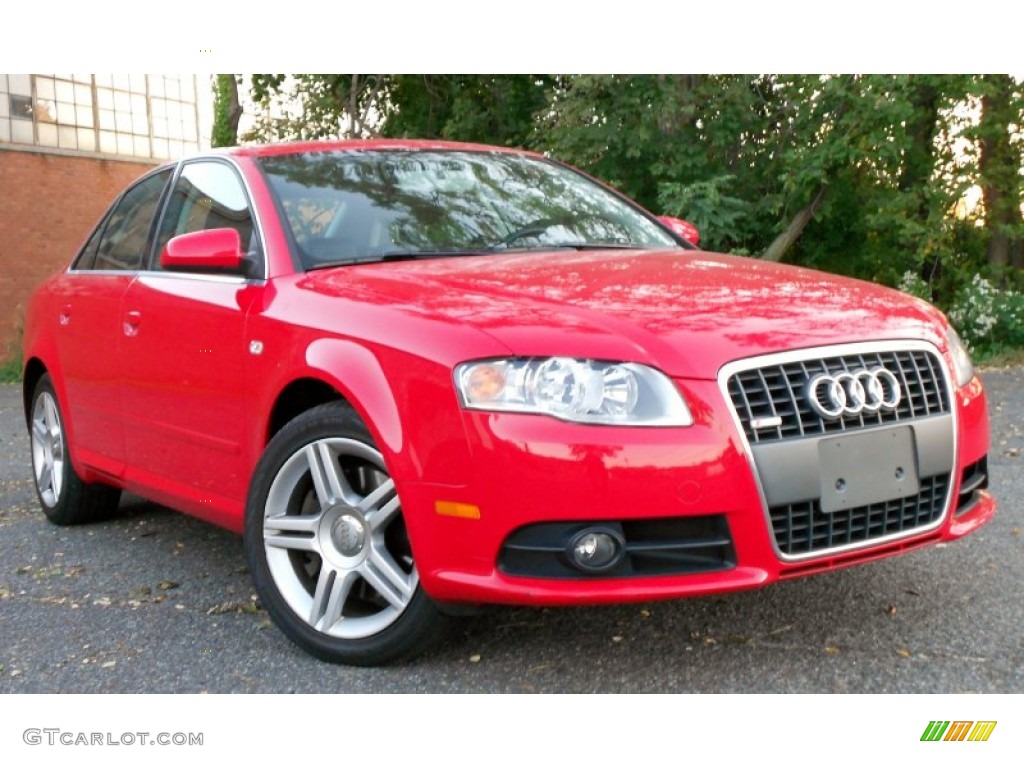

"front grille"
[499,515,735,579]
[727,349,950,444]
[770,473,950,556]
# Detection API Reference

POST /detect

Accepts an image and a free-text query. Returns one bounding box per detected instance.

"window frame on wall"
[0,74,202,161]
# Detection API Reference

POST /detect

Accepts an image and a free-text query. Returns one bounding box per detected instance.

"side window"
[154,161,256,269]
[91,170,172,271]
[71,217,107,270]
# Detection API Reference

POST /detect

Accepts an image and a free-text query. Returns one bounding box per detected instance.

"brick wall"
[0,148,156,364]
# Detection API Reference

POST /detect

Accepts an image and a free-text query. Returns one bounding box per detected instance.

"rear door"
[50,168,172,477]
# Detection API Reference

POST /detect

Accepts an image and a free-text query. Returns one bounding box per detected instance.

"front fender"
[255,335,475,490]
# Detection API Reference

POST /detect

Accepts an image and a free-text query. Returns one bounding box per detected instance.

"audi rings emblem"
[805,368,902,419]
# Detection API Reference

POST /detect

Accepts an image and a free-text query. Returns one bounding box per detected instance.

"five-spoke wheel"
[245,402,446,665]
[31,387,65,509]
[28,374,120,525]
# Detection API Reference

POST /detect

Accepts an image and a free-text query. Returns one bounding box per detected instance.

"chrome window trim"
[66,154,271,281]
[717,339,958,563]
[62,268,258,286]
[136,270,256,286]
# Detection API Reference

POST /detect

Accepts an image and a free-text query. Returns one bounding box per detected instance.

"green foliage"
[211,74,239,148]
[949,275,1024,353]
[0,354,20,383]
[381,75,552,148]
[899,269,1024,357]
[241,72,1024,356]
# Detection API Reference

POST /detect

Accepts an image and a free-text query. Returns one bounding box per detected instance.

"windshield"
[257,150,679,268]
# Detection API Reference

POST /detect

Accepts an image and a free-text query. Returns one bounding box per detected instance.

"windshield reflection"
[258,150,678,268]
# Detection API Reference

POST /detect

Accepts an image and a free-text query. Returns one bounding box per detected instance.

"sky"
[3,3,1024,73]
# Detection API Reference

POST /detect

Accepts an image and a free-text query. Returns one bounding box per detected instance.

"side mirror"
[657,216,700,247]
[160,228,245,271]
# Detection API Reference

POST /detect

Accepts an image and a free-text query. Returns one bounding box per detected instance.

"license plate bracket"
[818,427,919,513]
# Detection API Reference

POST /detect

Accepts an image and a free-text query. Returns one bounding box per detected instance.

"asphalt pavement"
[0,372,1021,693]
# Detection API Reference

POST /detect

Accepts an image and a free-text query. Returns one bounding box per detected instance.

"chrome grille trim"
[727,348,950,444]
[718,340,958,562]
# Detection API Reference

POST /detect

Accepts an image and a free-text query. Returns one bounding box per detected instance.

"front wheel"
[244,402,447,665]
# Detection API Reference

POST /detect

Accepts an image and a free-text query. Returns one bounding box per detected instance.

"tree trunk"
[211,74,242,147]
[347,74,360,138]
[979,75,1022,271]
[761,184,827,262]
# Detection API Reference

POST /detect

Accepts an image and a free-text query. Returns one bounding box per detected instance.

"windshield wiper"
[501,242,645,252]
[307,243,649,270]
[307,250,484,269]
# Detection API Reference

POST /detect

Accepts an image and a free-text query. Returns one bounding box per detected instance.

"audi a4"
[21,140,996,665]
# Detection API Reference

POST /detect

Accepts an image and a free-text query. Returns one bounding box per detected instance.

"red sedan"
[21,140,996,665]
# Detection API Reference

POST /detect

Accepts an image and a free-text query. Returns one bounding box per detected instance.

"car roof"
[218,138,543,159]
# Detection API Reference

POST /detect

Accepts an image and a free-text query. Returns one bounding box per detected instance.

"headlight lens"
[455,357,692,426]
[947,325,974,387]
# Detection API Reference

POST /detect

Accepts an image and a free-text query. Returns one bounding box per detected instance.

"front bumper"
[402,368,995,606]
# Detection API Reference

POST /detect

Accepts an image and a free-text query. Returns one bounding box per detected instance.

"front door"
[118,160,262,523]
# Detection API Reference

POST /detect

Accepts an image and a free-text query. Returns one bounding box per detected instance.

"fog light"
[568,528,624,573]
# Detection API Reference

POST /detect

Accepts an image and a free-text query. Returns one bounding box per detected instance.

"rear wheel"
[29,374,120,525]
[245,402,447,665]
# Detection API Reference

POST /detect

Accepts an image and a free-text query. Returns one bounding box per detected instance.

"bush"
[899,270,1024,359]
[0,354,20,384]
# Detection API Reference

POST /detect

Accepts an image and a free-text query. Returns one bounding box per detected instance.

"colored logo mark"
[921,721,997,742]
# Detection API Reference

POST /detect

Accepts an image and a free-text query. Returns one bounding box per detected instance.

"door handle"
[59,304,72,326]
[123,310,142,337]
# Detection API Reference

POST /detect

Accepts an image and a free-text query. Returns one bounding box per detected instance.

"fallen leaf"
[885,604,897,615]
[206,600,261,615]
[725,634,753,645]
[897,649,912,658]
[825,646,840,655]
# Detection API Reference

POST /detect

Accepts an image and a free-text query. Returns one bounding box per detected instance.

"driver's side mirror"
[657,216,700,247]
[160,228,245,272]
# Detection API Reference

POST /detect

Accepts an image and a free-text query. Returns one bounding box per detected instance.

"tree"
[977,75,1024,271]
[211,74,242,148]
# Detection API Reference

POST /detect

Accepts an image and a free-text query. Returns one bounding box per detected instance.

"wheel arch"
[262,338,406,471]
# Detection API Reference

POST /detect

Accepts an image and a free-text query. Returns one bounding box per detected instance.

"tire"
[244,401,448,666]
[29,374,121,525]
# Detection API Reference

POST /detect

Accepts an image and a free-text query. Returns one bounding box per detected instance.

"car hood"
[298,248,948,379]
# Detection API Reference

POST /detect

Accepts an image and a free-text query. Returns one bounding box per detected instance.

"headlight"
[946,325,974,388]
[454,357,693,426]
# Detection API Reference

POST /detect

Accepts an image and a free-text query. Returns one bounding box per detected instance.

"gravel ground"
[0,371,1021,693]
